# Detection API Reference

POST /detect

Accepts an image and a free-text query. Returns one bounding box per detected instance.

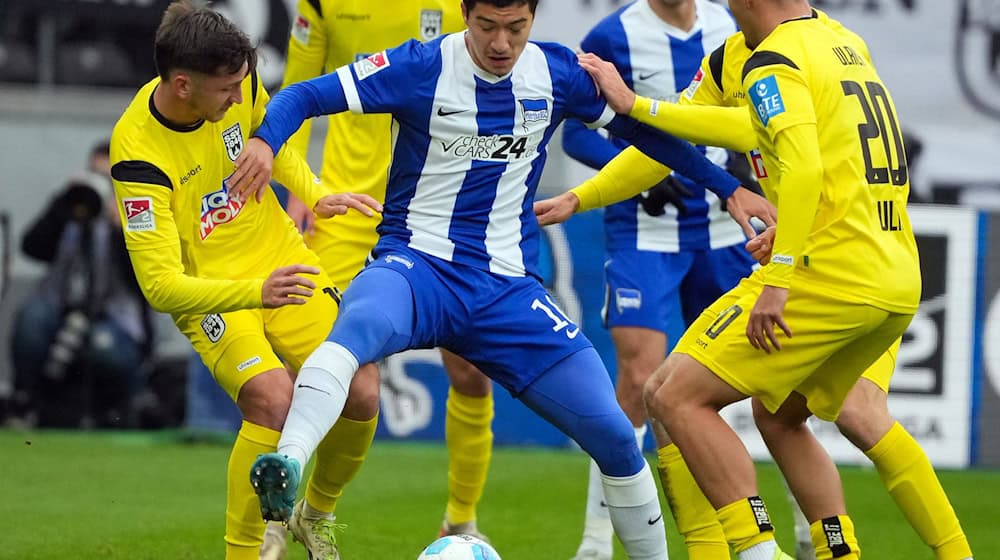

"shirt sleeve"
[629,96,757,152]
[110,160,264,313]
[283,0,328,159]
[742,52,821,288]
[604,115,740,199]
[570,146,672,212]
[252,74,330,210]
[561,118,625,170]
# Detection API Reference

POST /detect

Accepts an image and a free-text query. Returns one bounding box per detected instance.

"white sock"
[634,423,648,451]
[578,459,614,556]
[601,462,668,560]
[277,342,359,467]
[738,540,777,560]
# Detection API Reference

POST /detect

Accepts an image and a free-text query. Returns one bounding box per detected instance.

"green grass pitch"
[4,429,998,559]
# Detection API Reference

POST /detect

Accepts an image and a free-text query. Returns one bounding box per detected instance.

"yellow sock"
[657,444,730,560]
[865,422,972,560]
[445,387,494,525]
[809,515,860,559]
[306,413,378,513]
[225,421,280,560]
[717,497,775,553]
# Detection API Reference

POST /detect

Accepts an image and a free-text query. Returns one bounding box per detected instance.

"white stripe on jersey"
[484,44,555,275]
[623,0,745,252]
[404,34,476,263]
[338,66,362,112]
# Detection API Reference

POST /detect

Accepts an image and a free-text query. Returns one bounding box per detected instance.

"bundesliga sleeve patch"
[122,196,156,232]
[291,14,310,45]
[354,51,390,80]
[749,75,785,126]
[684,68,704,99]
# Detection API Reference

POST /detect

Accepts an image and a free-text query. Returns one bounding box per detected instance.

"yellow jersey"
[110,73,328,315]
[283,0,465,218]
[741,14,920,313]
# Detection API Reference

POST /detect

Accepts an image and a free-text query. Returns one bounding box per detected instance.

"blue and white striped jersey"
[255,31,741,279]
[337,33,614,278]
[576,0,743,252]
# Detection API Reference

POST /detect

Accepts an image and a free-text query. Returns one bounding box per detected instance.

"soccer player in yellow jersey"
[540,1,935,558]
[538,6,974,560]
[279,0,495,541]
[110,3,381,559]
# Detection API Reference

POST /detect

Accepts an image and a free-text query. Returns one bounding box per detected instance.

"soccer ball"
[417,534,502,560]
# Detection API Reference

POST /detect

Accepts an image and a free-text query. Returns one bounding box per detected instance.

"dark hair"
[463,0,539,14]
[153,0,257,80]
[90,140,111,160]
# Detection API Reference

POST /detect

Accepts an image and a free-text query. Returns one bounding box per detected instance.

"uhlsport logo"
[200,184,245,240]
[222,122,243,161]
[122,196,155,232]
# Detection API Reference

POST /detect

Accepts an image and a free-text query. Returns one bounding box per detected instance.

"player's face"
[462,1,534,76]
[188,62,248,122]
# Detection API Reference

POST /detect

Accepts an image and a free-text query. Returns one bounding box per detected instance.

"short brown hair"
[153,1,256,80]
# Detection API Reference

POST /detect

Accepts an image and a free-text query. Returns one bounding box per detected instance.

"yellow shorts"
[858,337,900,392]
[175,267,340,402]
[675,274,912,421]
[306,213,379,289]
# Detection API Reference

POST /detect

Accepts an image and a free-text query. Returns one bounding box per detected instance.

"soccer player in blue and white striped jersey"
[560,2,758,559]
[233,1,773,557]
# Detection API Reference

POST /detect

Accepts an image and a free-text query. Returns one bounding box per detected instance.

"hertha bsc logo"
[957,0,1000,120]
[222,122,244,161]
[420,9,443,41]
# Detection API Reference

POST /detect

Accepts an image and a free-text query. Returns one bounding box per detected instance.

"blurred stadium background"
[2,0,1000,557]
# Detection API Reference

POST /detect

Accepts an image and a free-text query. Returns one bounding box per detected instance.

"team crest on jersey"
[200,184,245,240]
[519,99,550,130]
[291,14,311,45]
[684,68,704,100]
[201,314,226,343]
[354,51,390,80]
[122,196,156,232]
[420,9,443,41]
[221,122,243,161]
[749,75,785,126]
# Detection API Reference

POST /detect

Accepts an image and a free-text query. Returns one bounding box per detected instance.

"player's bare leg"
[440,349,494,542]
[835,379,973,560]
[752,394,859,560]
[647,353,793,560]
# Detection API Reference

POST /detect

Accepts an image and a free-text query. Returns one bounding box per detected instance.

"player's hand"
[261,264,320,308]
[725,186,776,239]
[640,175,692,216]
[230,137,275,203]
[313,193,383,219]
[285,193,315,235]
[577,52,636,114]
[746,285,792,353]
[745,225,776,265]
[534,191,581,225]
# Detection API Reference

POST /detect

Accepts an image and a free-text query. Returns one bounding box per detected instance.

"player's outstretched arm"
[313,193,383,219]
[577,52,756,152]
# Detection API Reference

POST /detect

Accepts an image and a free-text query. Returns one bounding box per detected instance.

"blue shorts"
[603,245,755,331]
[328,246,594,394]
